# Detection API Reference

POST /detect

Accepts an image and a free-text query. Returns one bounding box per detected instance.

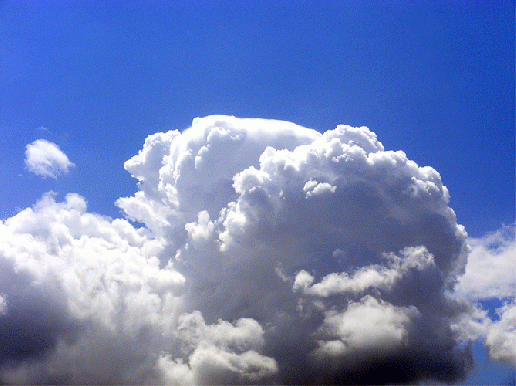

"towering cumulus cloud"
[0,116,513,384]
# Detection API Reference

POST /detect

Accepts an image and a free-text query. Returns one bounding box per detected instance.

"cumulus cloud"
[452,225,516,365]
[0,116,513,384]
[486,301,516,363]
[313,295,419,357]
[455,225,515,301]
[157,311,278,385]
[25,139,74,178]
[293,246,435,296]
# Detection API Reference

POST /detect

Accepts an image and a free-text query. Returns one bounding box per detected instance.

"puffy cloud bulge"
[0,116,513,384]
[25,139,74,178]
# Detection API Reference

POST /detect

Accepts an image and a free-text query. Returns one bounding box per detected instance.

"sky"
[0,1,514,385]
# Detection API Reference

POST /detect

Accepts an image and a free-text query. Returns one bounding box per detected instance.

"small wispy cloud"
[25,139,74,178]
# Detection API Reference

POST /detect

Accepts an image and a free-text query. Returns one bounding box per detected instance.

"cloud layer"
[25,139,74,178]
[1,116,513,384]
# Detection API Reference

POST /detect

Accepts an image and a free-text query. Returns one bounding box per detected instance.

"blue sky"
[0,1,514,384]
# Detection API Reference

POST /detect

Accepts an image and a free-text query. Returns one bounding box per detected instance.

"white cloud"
[454,225,515,301]
[25,139,74,178]
[0,192,183,383]
[157,311,278,385]
[294,246,435,296]
[451,225,516,365]
[486,301,516,363]
[303,180,337,198]
[453,300,516,366]
[314,295,420,357]
[0,295,6,315]
[0,116,513,384]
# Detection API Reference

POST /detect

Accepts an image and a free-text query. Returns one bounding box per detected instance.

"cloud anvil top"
[0,116,514,385]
